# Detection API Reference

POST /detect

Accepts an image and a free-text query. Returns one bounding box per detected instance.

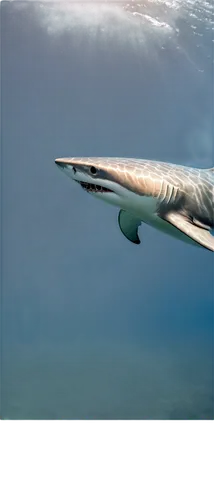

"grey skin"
[55,157,214,251]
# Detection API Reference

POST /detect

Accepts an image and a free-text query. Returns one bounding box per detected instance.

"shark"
[55,157,214,251]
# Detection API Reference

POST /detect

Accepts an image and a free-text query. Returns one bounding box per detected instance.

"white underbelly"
[120,192,198,246]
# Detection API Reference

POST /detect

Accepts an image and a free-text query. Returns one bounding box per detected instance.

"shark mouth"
[79,182,113,194]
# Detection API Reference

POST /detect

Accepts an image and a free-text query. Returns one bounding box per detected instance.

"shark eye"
[90,166,97,175]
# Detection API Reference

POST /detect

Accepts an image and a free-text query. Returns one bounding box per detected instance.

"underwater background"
[1,0,213,419]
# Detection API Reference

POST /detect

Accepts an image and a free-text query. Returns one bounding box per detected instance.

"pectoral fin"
[162,211,214,251]
[118,210,141,244]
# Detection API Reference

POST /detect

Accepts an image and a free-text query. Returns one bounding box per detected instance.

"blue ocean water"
[1,0,213,419]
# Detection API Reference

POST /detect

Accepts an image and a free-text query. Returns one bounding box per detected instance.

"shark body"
[55,157,214,251]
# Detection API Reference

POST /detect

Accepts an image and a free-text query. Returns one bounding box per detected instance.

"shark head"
[55,157,134,208]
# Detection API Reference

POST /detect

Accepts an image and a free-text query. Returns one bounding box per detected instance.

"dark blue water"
[1,1,213,419]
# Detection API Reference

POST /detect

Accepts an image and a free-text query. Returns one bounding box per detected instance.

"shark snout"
[55,158,78,181]
[55,158,67,168]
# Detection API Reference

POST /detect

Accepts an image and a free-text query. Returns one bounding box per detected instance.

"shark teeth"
[79,182,113,194]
